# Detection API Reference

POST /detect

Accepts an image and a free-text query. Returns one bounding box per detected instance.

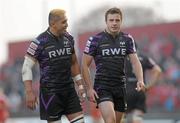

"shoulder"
[64,32,74,41]
[121,32,135,41]
[89,31,105,43]
[63,32,75,46]
[35,31,49,45]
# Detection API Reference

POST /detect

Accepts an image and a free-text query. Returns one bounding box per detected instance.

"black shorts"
[126,82,146,113]
[94,84,127,112]
[39,87,82,121]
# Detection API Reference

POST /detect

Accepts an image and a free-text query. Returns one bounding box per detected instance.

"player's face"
[54,15,68,35]
[106,14,122,34]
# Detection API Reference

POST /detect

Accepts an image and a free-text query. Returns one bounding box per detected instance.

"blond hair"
[48,9,66,26]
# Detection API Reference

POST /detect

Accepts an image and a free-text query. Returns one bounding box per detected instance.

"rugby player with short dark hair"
[82,7,145,123]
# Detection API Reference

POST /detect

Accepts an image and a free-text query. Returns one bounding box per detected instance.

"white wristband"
[78,85,84,90]
[73,74,82,82]
[82,93,86,98]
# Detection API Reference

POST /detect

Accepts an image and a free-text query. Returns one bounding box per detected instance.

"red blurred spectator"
[0,88,9,123]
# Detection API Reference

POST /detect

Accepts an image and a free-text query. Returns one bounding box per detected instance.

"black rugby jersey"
[84,31,136,87]
[125,54,156,84]
[26,29,75,90]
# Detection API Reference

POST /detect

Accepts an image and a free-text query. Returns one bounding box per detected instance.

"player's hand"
[25,90,38,110]
[87,88,99,103]
[135,81,145,92]
[77,85,86,103]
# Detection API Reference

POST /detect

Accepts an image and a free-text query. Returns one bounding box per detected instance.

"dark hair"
[105,7,123,21]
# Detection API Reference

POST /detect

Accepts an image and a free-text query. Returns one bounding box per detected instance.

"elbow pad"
[22,56,36,81]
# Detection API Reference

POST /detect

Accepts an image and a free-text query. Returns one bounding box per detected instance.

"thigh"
[135,91,146,113]
[64,88,82,115]
[126,82,146,111]
[95,87,116,122]
[94,87,113,104]
[40,91,63,121]
[98,101,116,121]
[66,112,84,122]
[126,83,138,112]
[126,82,146,112]
[113,87,127,112]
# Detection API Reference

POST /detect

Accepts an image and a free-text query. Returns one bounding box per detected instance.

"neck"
[49,27,59,37]
[105,29,119,38]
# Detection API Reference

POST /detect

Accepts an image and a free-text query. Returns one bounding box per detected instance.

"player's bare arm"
[129,53,145,91]
[71,52,86,101]
[22,55,38,110]
[82,54,99,103]
[146,64,162,91]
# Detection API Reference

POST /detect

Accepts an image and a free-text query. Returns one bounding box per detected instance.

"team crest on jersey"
[64,41,68,46]
[120,41,125,47]
[63,40,70,47]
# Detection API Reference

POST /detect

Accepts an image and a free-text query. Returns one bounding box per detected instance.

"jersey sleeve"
[126,34,137,54]
[141,55,156,69]
[146,57,156,69]
[84,36,97,57]
[26,38,42,60]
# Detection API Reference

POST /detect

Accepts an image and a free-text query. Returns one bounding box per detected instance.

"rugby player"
[125,51,162,123]
[22,9,85,123]
[82,7,145,123]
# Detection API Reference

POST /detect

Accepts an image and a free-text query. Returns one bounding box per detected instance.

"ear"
[49,20,56,27]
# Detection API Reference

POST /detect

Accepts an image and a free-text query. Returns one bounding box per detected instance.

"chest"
[43,38,73,59]
[97,39,127,57]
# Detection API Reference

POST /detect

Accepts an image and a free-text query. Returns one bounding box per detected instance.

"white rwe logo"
[102,48,126,56]
[48,48,71,58]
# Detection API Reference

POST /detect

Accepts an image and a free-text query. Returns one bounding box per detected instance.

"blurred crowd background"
[0,1,180,122]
